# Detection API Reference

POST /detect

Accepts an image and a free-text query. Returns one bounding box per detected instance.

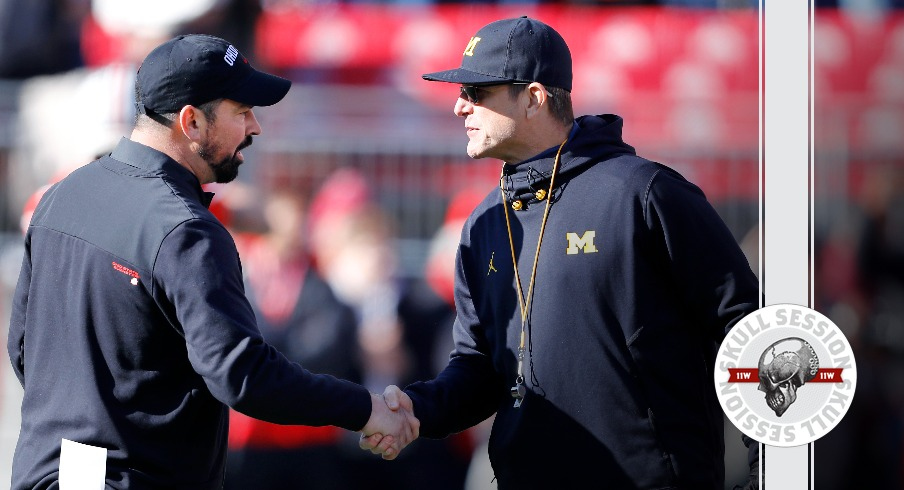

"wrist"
[361,392,382,434]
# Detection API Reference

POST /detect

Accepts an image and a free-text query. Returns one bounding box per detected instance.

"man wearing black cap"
[362,17,760,489]
[7,34,417,489]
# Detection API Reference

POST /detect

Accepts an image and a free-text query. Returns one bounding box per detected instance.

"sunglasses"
[458,83,552,105]
[458,85,485,104]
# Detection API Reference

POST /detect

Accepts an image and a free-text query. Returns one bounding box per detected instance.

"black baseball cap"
[422,16,572,92]
[136,34,291,115]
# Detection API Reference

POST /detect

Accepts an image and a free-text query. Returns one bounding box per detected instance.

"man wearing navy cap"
[8,34,417,489]
[362,17,760,489]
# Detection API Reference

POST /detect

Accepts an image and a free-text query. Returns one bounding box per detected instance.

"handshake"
[359,385,420,460]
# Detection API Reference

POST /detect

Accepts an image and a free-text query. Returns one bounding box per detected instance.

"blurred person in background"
[7,34,415,489]
[7,0,266,232]
[844,167,904,488]
[224,190,363,490]
[362,16,760,490]
[308,169,474,489]
[0,0,87,79]
[811,166,904,490]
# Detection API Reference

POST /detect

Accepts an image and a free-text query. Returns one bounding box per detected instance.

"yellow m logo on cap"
[463,37,481,57]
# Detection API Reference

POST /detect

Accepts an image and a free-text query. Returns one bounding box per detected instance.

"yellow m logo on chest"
[566,231,598,255]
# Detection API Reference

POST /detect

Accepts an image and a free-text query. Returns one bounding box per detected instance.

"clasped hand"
[360,385,420,460]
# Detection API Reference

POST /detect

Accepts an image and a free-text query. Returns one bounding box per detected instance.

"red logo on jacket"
[112,262,140,285]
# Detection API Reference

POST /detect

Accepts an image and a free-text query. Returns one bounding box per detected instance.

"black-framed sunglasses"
[458,85,484,104]
[458,83,551,105]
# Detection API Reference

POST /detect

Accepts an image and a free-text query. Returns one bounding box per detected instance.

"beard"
[199,135,253,184]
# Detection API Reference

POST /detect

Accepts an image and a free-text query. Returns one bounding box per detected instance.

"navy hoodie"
[405,114,759,489]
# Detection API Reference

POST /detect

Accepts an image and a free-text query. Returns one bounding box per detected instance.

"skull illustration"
[757,337,819,417]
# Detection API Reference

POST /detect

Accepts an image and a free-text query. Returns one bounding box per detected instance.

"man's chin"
[219,169,240,183]
[213,159,242,183]
[466,145,485,160]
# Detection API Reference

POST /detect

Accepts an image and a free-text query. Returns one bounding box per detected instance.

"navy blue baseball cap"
[422,16,572,92]
[136,34,291,114]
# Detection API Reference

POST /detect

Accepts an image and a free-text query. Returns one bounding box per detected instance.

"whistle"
[510,383,526,408]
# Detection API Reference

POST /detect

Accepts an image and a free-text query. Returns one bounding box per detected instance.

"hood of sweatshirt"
[500,114,636,207]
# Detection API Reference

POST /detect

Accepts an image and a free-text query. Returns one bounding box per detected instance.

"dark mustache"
[237,136,253,152]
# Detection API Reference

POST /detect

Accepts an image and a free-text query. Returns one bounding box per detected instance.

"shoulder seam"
[642,167,663,222]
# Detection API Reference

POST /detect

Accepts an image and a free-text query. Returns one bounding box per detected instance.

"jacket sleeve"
[643,166,760,340]
[405,232,505,439]
[7,236,30,386]
[404,322,504,439]
[155,218,372,431]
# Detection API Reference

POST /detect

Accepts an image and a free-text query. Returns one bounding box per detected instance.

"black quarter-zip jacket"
[405,114,759,489]
[7,138,372,489]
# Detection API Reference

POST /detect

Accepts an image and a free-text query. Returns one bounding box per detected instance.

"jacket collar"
[109,137,215,208]
[500,114,635,207]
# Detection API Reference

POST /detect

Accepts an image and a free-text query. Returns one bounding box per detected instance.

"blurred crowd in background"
[0,0,902,489]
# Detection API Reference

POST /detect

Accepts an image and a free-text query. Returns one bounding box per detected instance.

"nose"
[247,109,262,136]
[454,96,471,117]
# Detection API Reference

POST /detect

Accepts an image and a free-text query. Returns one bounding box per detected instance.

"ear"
[524,82,550,119]
[177,105,205,142]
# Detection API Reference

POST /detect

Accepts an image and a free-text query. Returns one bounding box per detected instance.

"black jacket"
[8,138,371,489]
[405,115,759,489]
